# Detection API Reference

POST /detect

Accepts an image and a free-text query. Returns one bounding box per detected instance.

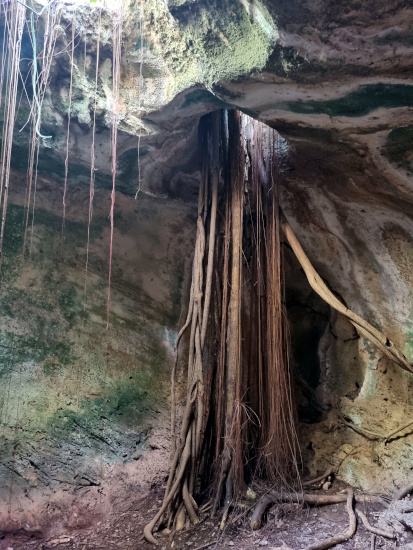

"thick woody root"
[252,488,394,550]
[252,479,413,536]
[304,489,356,550]
[392,480,413,503]
[384,419,413,445]
[280,210,413,374]
[303,466,335,487]
[250,490,388,531]
[144,114,221,546]
[144,430,193,545]
[342,416,413,445]
[356,510,395,539]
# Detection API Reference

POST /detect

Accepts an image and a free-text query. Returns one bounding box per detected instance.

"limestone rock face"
[1,0,413,527]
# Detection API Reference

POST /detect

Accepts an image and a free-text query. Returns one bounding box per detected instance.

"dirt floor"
[1,479,412,550]
[1,403,411,550]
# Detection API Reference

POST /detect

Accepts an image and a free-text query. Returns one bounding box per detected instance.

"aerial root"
[211,451,231,517]
[251,486,400,547]
[341,416,413,444]
[145,116,411,549]
[144,382,203,544]
[144,431,193,545]
[183,477,200,525]
[384,419,413,445]
[220,469,233,530]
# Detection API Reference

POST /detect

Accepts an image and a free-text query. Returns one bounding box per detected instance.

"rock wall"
[0,170,195,527]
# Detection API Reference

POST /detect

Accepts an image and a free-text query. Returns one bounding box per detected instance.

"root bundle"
[144,109,412,545]
[144,111,299,544]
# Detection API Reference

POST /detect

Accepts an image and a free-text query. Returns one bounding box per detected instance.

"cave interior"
[1,0,413,548]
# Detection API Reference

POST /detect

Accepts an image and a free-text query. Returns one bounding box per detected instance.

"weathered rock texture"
[1,0,413,530]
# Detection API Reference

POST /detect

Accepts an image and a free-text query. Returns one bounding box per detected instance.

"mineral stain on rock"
[276,83,413,118]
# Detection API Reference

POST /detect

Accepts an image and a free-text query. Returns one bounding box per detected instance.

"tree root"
[183,478,200,525]
[356,509,395,539]
[144,432,192,545]
[304,489,356,550]
[280,210,413,374]
[384,419,413,444]
[211,451,231,517]
[340,418,383,440]
[147,115,413,548]
[303,466,335,487]
[250,490,387,530]
[341,416,413,445]
[392,481,413,502]
[199,500,213,514]
[145,112,223,545]
[220,471,233,530]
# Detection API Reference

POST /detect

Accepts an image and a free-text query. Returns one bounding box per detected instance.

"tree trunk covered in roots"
[144,109,299,544]
[144,109,413,545]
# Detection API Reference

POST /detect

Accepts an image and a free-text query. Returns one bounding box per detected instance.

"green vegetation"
[0,330,72,373]
[144,0,276,95]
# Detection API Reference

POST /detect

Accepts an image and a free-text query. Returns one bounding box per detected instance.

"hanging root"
[211,450,231,517]
[106,4,123,330]
[145,112,412,547]
[220,466,233,530]
[340,417,382,440]
[144,123,212,542]
[0,3,26,273]
[304,489,356,550]
[182,478,199,525]
[280,209,413,374]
